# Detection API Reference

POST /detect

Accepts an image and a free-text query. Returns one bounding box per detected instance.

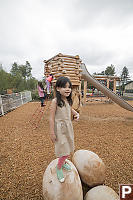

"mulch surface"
[0,100,133,199]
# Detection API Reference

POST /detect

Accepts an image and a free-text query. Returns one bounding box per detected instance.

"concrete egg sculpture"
[72,150,106,187]
[84,185,119,200]
[43,159,83,200]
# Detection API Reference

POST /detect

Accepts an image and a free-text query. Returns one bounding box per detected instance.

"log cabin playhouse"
[44,53,82,112]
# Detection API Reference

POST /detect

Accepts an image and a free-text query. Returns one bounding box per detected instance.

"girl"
[46,74,53,94]
[38,81,46,107]
[49,76,79,183]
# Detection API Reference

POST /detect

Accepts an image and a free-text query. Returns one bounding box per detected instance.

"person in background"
[46,74,53,94]
[49,76,79,183]
[38,81,46,107]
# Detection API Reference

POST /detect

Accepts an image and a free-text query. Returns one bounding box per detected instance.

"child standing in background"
[49,76,79,183]
[46,74,53,94]
[38,81,46,107]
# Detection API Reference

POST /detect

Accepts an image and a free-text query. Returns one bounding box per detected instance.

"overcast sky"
[0,0,133,80]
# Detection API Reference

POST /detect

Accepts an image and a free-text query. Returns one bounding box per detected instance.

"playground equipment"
[72,150,106,187]
[44,53,133,112]
[43,150,118,199]
[85,185,119,200]
[80,63,133,112]
[43,159,83,200]
[44,53,82,112]
[44,53,82,86]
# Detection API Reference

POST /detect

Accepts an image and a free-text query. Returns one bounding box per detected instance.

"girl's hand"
[50,133,56,143]
[74,113,79,120]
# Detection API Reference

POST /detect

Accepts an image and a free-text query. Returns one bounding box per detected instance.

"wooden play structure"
[93,75,120,93]
[84,74,120,103]
[44,53,133,112]
[44,53,82,85]
[44,53,82,111]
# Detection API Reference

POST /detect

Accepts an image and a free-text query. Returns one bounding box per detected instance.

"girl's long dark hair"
[38,81,44,90]
[55,76,73,107]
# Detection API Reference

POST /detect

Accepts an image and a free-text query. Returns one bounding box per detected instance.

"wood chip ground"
[0,100,133,199]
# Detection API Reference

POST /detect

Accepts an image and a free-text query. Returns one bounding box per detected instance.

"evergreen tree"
[121,66,130,84]
[25,61,32,78]
[10,62,20,76]
[0,67,13,93]
[10,61,32,79]
[105,64,115,76]
[120,66,130,92]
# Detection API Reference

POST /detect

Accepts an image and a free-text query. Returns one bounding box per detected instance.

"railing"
[0,91,32,116]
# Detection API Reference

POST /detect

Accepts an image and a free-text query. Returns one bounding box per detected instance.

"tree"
[120,66,130,92]
[0,63,3,69]
[105,64,115,76]
[18,61,32,79]
[10,62,20,77]
[93,64,116,76]
[121,66,130,84]
[10,61,32,79]
[25,61,32,78]
[0,67,13,94]
[26,77,38,90]
[0,61,37,94]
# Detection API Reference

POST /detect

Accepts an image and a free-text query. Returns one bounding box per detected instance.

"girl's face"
[57,82,71,98]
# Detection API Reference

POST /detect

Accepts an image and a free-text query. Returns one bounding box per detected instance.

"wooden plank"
[94,75,120,80]
[71,82,80,86]
[62,58,77,63]
[46,58,81,67]
[44,53,62,63]
[52,74,80,80]
[71,76,81,79]
[62,66,79,70]
[51,69,77,75]
[51,67,58,71]
[60,71,79,75]
[60,67,76,70]
[58,54,79,59]
[59,57,80,63]
[44,53,82,64]
[63,63,78,67]
[84,80,87,104]
[52,78,80,85]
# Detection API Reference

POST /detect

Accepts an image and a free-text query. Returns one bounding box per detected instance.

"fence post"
[29,91,32,101]
[0,95,4,116]
[21,92,23,105]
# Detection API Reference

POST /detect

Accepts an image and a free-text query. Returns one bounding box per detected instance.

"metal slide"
[80,64,133,112]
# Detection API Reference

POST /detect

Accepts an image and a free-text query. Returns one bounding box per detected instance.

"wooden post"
[79,82,81,95]
[78,83,81,99]
[84,80,87,104]
[107,79,109,89]
[0,95,4,116]
[113,79,116,93]
[53,84,56,98]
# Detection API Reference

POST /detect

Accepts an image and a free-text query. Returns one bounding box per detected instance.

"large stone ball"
[84,185,119,200]
[72,150,106,186]
[42,159,83,200]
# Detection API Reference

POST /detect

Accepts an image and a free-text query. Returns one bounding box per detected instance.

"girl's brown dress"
[54,101,74,157]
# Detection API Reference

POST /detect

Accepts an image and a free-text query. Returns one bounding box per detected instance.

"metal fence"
[0,91,32,116]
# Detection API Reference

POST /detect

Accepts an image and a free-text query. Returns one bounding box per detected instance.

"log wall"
[44,53,82,87]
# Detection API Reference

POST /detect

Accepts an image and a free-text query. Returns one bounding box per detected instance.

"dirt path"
[0,100,133,199]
